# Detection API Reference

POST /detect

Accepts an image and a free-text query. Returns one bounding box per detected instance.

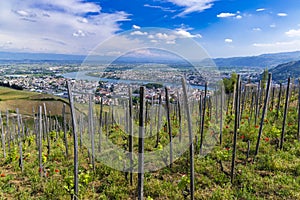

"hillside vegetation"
[0,86,69,116]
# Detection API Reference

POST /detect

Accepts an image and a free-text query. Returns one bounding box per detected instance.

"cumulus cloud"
[285,29,300,37]
[256,8,266,12]
[0,0,129,54]
[138,29,201,45]
[130,31,148,36]
[175,29,202,38]
[225,38,233,43]
[217,12,236,18]
[164,0,215,17]
[132,25,141,29]
[277,13,288,17]
[73,30,86,37]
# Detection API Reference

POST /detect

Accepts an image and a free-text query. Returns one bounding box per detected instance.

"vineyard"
[1,74,300,200]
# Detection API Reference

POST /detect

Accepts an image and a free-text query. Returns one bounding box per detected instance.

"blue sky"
[1,0,300,58]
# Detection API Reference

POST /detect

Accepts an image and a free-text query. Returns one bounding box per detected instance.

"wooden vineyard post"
[200,82,207,155]
[198,94,202,152]
[0,112,5,159]
[232,82,236,115]
[280,77,291,150]
[66,81,79,199]
[181,78,195,200]
[155,94,162,147]
[138,86,145,200]
[220,86,223,145]
[271,86,275,110]
[249,88,255,126]
[98,98,103,152]
[177,91,182,143]
[254,81,261,126]
[231,74,240,184]
[43,103,50,156]
[88,94,95,171]
[128,87,134,185]
[62,103,69,157]
[240,84,247,124]
[165,87,173,167]
[16,108,24,172]
[105,112,108,141]
[38,106,43,177]
[6,110,10,152]
[145,100,149,136]
[276,83,282,120]
[79,114,83,150]
[255,73,272,156]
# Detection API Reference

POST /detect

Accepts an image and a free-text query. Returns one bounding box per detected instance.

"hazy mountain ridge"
[269,60,300,82]
[214,51,300,68]
[1,51,300,68]
[0,51,85,64]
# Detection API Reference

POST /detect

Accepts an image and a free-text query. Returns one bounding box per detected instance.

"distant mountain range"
[269,60,300,83]
[0,51,85,64]
[1,50,300,69]
[214,51,300,68]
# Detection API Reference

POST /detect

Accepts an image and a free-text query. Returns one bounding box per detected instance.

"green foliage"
[223,72,237,94]
[2,84,300,200]
[144,82,163,89]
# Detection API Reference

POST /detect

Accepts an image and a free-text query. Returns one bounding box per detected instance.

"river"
[62,70,207,90]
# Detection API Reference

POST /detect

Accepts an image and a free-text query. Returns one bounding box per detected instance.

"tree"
[223,72,237,94]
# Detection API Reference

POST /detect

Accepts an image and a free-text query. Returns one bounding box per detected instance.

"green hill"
[269,60,300,82]
[0,86,69,116]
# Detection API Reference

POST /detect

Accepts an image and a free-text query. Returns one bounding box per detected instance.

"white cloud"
[285,29,300,37]
[175,29,202,38]
[236,15,242,19]
[256,8,266,12]
[277,13,288,17]
[225,38,233,43]
[0,0,129,54]
[217,12,236,18]
[253,28,261,31]
[270,24,276,28]
[77,18,88,23]
[73,30,86,37]
[13,10,36,17]
[166,40,176,44]
[132,25,141,29]
[156,33,170,40]
[124,29,202,46]
[165,0,215,17]
[144,4,176,12]
[130,31,148,36]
